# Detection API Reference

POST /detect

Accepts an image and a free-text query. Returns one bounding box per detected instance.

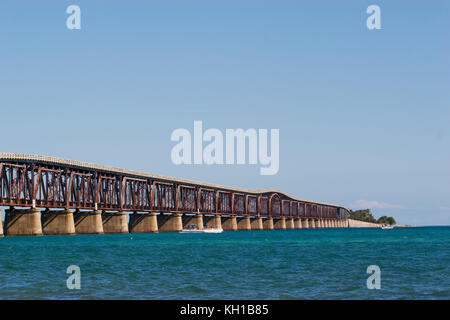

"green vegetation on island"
[349,209,396,225]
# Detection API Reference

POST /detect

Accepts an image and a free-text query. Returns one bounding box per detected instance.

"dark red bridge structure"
[0,153,350,236]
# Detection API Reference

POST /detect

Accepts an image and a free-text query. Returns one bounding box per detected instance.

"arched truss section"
[246,195,258,216]
[269,193,281,217]
[291,201,298,217]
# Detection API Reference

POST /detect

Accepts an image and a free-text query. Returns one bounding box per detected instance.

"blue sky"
[0,1,449,225]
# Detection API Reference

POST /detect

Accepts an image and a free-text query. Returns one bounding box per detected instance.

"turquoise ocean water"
[0,227,448,299]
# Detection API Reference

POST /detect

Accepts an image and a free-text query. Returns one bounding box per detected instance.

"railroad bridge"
[0,153,350,236]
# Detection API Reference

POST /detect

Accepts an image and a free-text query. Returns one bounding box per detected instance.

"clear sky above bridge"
[0,0,449,225]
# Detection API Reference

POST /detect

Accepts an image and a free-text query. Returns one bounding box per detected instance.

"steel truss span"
[0,153,350,220]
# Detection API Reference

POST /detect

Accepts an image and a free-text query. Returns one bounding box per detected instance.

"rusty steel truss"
[0,153,350,220]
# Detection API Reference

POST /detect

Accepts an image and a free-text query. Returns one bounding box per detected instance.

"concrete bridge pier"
[250,217,263,230]
[74,210,104,234]
[274,218,286,230]
[102,211,129,233]
[41,209,76,235]
[286,218,295,229]
[182,214,204,230]
[204,215,222,229]
[158,213,183,232]
[4,208,43,236]
[222,216,238,231]
[308,219,315,229]
[0,217,3,237]
[301,219,309,228]
[237,216,251,231]
[318,219,324,228]
[129,213,158,233]
[294,218,302,229]
[263,217,274,230]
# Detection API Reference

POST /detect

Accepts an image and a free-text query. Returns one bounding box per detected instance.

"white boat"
[179,224,223,234]
[381,225,394,229]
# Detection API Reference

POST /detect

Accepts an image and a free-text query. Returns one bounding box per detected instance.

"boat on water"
[381,225,394,230]
[179,224,223,234]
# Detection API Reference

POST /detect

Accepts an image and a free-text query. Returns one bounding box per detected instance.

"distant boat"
[179,224,223,234]
[381,225,394,230]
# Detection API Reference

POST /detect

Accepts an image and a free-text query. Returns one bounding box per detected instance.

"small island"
[350,209,396,225]
[347,209,398,228]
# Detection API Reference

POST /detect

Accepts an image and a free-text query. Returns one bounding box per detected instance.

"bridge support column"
[274,218,286,230]
[158,213,183,232]
[204,215,222,229]
[263,217,274,230]
[182,214,204,230]
[237,217,251,231]
[327,220,332,228]
[102,212,129,233]
[301,219,309,229]
[317,219,322,228]
[294,218,302,229]
[41,209,76,235]
[222,216,238,231]
[308,219,315,229]
[129,213,158,233]
[250,217,263,230]
[0,215,4,237]
[4,208,43,236]
[74,210,104,234]
[286,218,295,229]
